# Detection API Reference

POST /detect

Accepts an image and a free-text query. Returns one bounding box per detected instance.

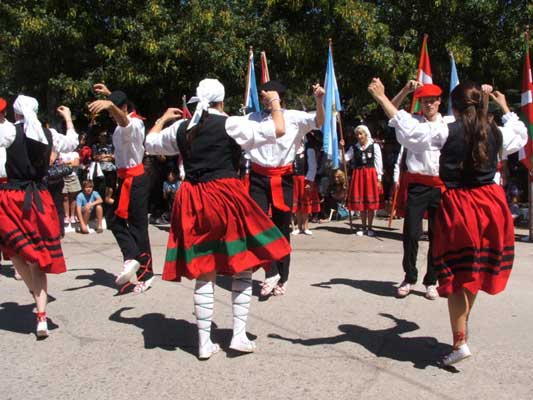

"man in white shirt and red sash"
[89,84,153,294]
[390,81,453,300]
[245,81,325,296]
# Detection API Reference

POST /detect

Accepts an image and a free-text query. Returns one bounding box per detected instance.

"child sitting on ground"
[75,180,104,234]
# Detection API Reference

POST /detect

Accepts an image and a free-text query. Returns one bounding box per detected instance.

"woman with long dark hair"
[369,78,527,366]
[145,78,290,359]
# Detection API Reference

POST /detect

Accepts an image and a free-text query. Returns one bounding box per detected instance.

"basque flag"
[411,34,433,113]
[519,30,533,172]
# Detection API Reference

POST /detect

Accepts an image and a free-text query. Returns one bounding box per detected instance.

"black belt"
[0,180,47,213]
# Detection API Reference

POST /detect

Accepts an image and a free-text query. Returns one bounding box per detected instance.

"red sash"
[251,163,294,212]
[115,163,145,219]
[405,172,445,193]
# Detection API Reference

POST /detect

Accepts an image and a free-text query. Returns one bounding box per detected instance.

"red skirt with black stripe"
[163,177,291,281]
[292,175,320,213]
[0,188,65,273]
[432,184,514,297]
[346,167,383,211]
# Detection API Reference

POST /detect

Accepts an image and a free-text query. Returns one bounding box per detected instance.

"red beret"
[414,84,442,98]
[0,98,6,113]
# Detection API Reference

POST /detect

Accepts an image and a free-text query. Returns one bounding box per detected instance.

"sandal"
[273,283,286,296]
[260,274,280,296]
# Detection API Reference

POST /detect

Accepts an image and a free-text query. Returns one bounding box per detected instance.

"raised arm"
[52,106,78,152]
[490,91,528,156]
[145,108,184,156]
[391,80,421,109]
[313,84,325,129]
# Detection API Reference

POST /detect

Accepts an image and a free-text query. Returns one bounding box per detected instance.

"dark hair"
[451,82,501,170]
[82,180,94,188]
[184,102,220,152]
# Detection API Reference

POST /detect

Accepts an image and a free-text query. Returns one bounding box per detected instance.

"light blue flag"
[448,53,459,115]
[244,50,261,113]
[322,45,342,168]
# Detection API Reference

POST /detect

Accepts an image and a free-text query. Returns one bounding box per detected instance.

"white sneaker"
[303,229,313,235]
[133,277,155,294]
[198,342,220,360]
[356,230,365,236]
[397,281,411,297]
[115,259,141,285]
[36,320,49,338]
[291,229,301,236]
[425,285,439,300]
[230,335,256,353]
[442,343,472,366]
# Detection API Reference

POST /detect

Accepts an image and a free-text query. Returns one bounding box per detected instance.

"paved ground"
[1,217,532,400]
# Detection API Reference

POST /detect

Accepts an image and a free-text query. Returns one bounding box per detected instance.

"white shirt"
[144,108,277,156]
[244,109,317,167]
[0,119,15,178]
[389,113,454,178]
[345,140,383,181]
[112,114,145,169]
[305,147,318,182]
[390,110,527,180]
[0,120,78,153]
[59,151,80,176]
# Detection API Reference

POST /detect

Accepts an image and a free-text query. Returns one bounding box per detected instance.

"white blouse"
[144,108,277,156]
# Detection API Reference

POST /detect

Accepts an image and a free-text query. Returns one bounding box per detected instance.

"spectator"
[75,180,104,234]
[59,150,81,231]
[162,169,180,222]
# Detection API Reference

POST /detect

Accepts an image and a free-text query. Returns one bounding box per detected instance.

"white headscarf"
[187,78,225,129]
[13,95,48,144]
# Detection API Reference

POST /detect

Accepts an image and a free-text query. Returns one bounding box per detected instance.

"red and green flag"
[519,30,533,172]
[181,95,193,119]
[411,34,433,114]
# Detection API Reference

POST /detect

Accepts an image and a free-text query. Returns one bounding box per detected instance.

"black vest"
[351,143,375,169]
[439,121,501,188]
[6,124,52,183]
[176,114,241,183]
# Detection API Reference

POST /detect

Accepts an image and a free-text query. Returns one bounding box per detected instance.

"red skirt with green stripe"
[432,184,514,297]
[163,178,291,281]
[0,188,65,273]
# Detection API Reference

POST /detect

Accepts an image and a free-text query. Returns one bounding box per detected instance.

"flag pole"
[329,38,353,232]
[526,26,533,242]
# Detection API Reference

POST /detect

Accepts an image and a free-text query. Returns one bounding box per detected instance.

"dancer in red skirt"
[145,79,290,359]
[369,79,527,366]
[0,95,78,338]
[345,125,383,236]
[292,131,321,235]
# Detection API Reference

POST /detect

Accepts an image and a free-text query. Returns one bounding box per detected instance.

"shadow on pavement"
[109,307,256,358]
[268,313,453,370]
[0,300,59,336]
[65,268,117,291]
[311,278,427,298]
[312,279,399,297]
[0,264,15,278]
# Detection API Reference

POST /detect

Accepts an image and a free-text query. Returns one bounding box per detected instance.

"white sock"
[194,279,214,350]
[231,270,252,341]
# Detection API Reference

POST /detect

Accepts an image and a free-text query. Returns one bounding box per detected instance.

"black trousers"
[249,172,293,283]
[402,183,441,286]
[107,173,151,263]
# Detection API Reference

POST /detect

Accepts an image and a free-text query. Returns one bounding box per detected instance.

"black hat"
[108,90,128,107]
[259,80,287,95]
